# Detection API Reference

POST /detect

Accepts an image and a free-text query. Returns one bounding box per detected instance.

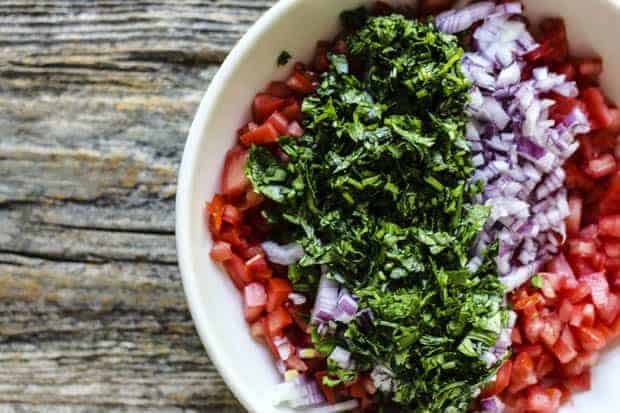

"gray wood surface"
[0,1,276,411]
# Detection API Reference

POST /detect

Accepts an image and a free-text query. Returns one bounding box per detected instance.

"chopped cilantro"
[246,13,507,412]
[277,50,292,66]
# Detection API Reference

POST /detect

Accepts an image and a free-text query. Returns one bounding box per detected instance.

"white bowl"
[176,1,620,411]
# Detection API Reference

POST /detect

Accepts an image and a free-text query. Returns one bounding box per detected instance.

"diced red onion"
[288,292,307,305]
[244,282,267,307]
[311,273,339,323]
[261,241,304,265]
[492,2,522,17]
[287,121,304,137]
[274,336,293,361]
[329,346,352,369]
[371,365,395,393]
[273,376,325,408]
[480,396,505,413]
[435,1,496,34]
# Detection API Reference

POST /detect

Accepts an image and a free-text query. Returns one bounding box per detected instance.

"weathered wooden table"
[0,1,277,411]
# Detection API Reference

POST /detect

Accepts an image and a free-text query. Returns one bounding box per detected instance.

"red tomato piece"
[609,107,620,131]
[265,111,289,135]
[535,351,556,379]
[266,306,293,336]
[221,146,251,198]
[207,194,226,233]
[567,282,592,304]
[574,57,603,78]
[252,93,286,123]
[524,315,545,344]
[547,253,576,282]
[579,224,599,240]
[515,293,543,311]
[265,81,293,98]
[526,386,561,413]
[250,318,265,338]
[568,239,596,257]
[566,195,583,237]
[512,326,523,345]
[217,226,249,251]
[244,305,264,322]
[315,372,337,404]
[575,325,607,351]
[572,303,596,327]
[564,161,596,192]
[597,292,620,325]
[240,122,280,146]
[515,344,544,358]
[566,371,592,392]
[600,215,620,237]
[223,253,253,289]
[210,241,233,262]
[286,72,315,95]
[559,298,574,323]
[245,254,269,274]
[481,360,512,397]
[552,326,579,364]
[540,315,562,347]
[266,277,293,312]
[585,154,617,178]
[509,352,538,394]
[604,240,620,258]
[582,87,613,129]
[281,100,303,122]
[553,61,576,80]
[559,351,599,377]
[222,204,241,225]
[580,272,610,310]
[601,174,620,216]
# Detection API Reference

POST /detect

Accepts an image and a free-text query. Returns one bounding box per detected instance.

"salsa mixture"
[206,1,620,412]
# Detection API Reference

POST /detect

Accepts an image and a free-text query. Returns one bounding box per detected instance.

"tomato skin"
[509,352,538,394]
[575,326,607,351]
[266,278,293,312]
[600,215,620,237]
[223,253,253,289]
[210,241,234,262]
[240,122,280,146]
[266,306,293,336]
[286,72,315,95]
[252,93,285,123]
[482,360,512,397]
[221,146,251,198]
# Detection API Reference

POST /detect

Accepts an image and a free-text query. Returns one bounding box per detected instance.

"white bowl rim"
[176,1,302,411]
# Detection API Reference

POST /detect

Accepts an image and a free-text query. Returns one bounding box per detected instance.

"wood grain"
[0,0,276,411]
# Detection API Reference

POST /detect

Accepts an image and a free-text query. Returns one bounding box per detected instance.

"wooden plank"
[0,0,278,410]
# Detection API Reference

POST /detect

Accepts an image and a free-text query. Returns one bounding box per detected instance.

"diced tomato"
[252,93,285,123]
[515,293,543,311]
[244,305,264,322]
[579,224,599,240]
[207,194,226,233]
[547,253,576,282]
[210,241,233,262]
[574,57,603,78]
[575,325,607,351]
[265,81,293,98]
[571,303,596,327]
[515,344,544,358]
[564,161,596,192]
[285,72,315,95]
[218,226,249,250]
[240,122,280,146]
[559,298,574,323]
[535,352,556,379]
[221,146,251,198]
[222,204,242,225]
[526,386,561,413]
[553,61,576,80]
[266,306,293,336]
[600,215,620,237]
[512,326,523,345]
[566,196,583,236]
[540,315,562,347]
[482,360,512,397]
[591,252,607,271]
[223,253,253,289]
[582,88,613,129]
[265,111,289,135]
[567,282,592,303]
[524,315,545,344]
[580,272,610,309]
[552,326,579,364]
[347,378,366,398]
[509,352,538,393]
[609,107,620,131]
[281,100,303,122]
[597,292,620,325]
[566,371,592,392]
[559,351,599,377]
[568,239,597,258]
[250,318,265,338]
[571,257,596,277]
[604,240,620,258]
[245,254,269,274]
[266,277,293,312]
[585,154,617,178]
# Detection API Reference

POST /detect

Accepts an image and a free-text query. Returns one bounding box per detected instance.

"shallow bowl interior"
[176,0,620,411]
